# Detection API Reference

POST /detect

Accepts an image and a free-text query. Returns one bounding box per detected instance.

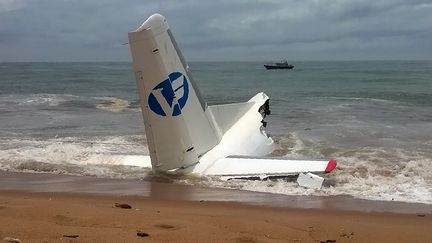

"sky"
[0,0,431,62]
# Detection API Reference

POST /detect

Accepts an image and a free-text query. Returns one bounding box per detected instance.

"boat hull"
[264,65,294,70]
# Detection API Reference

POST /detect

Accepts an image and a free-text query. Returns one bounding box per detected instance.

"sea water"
[0,61,431,204]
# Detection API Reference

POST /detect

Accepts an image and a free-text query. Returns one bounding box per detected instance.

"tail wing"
[128,14,338,178]
[128,14,219,171]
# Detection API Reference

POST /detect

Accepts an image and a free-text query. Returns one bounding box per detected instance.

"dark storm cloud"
[0,0,431,61]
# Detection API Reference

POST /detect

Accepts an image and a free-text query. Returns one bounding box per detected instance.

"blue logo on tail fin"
[148,72,189,116]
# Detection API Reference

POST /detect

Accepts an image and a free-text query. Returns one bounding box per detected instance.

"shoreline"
[0,171,430,214]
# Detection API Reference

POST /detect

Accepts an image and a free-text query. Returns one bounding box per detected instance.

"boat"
[264,60,294,70]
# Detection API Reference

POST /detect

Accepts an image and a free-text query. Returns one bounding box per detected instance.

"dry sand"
[0,172,431,242]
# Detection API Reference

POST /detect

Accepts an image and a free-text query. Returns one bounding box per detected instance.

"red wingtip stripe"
[325,159,337,173]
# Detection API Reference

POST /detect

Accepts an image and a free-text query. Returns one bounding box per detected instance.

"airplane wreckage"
[127,14,337,189]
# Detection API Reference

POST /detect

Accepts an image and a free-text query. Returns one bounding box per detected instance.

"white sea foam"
[20,94,66,106]
[0,134,430,204]
[0,94,70,108]
[321,96,400,104]
[0,136,151,179]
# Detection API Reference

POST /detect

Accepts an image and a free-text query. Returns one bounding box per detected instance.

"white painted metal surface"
[128,14,218,171]
[202,157,330,177]
[297,173,325,189]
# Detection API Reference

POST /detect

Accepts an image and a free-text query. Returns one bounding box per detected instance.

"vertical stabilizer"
[128,14,219,171]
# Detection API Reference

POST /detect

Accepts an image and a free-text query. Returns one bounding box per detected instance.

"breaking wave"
[0,133,430,204]
[0,136,150,179]
[193,133,432,204]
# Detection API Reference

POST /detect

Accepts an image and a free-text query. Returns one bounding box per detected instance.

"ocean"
[0,61,431,204]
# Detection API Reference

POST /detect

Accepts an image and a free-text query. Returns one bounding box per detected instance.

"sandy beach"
[1,2,432,242]
[0,172,431,242]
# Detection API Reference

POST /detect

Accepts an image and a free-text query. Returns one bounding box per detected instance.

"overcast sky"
[1,0,431,61]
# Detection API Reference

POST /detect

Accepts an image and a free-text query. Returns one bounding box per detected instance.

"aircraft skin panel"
[189,92,275,174]
[201,157,336,177]
[128,14,219,171]
[208,102,254,134]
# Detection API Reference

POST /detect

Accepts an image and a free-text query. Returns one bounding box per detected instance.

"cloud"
[0,0,431,61]
[0,0,26,13]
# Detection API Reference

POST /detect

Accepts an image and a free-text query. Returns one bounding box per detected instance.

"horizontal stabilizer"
[201,156,337,178]
[208,102,254,134]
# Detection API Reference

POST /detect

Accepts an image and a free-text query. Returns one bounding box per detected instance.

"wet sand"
[0,171,431,242]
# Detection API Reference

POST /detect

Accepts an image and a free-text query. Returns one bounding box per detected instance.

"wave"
[195,132,432,204]
[0,93,138,113]
[0,94,76,108]
[319,96,399,104]
[0,134,430,204]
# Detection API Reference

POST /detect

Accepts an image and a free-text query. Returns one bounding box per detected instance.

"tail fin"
[128,14,219,171]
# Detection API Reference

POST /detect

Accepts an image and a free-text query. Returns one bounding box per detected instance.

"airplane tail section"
[128,14,219,171]
[128,13,337,180]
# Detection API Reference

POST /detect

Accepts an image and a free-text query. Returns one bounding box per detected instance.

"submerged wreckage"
[127,14,336,188]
